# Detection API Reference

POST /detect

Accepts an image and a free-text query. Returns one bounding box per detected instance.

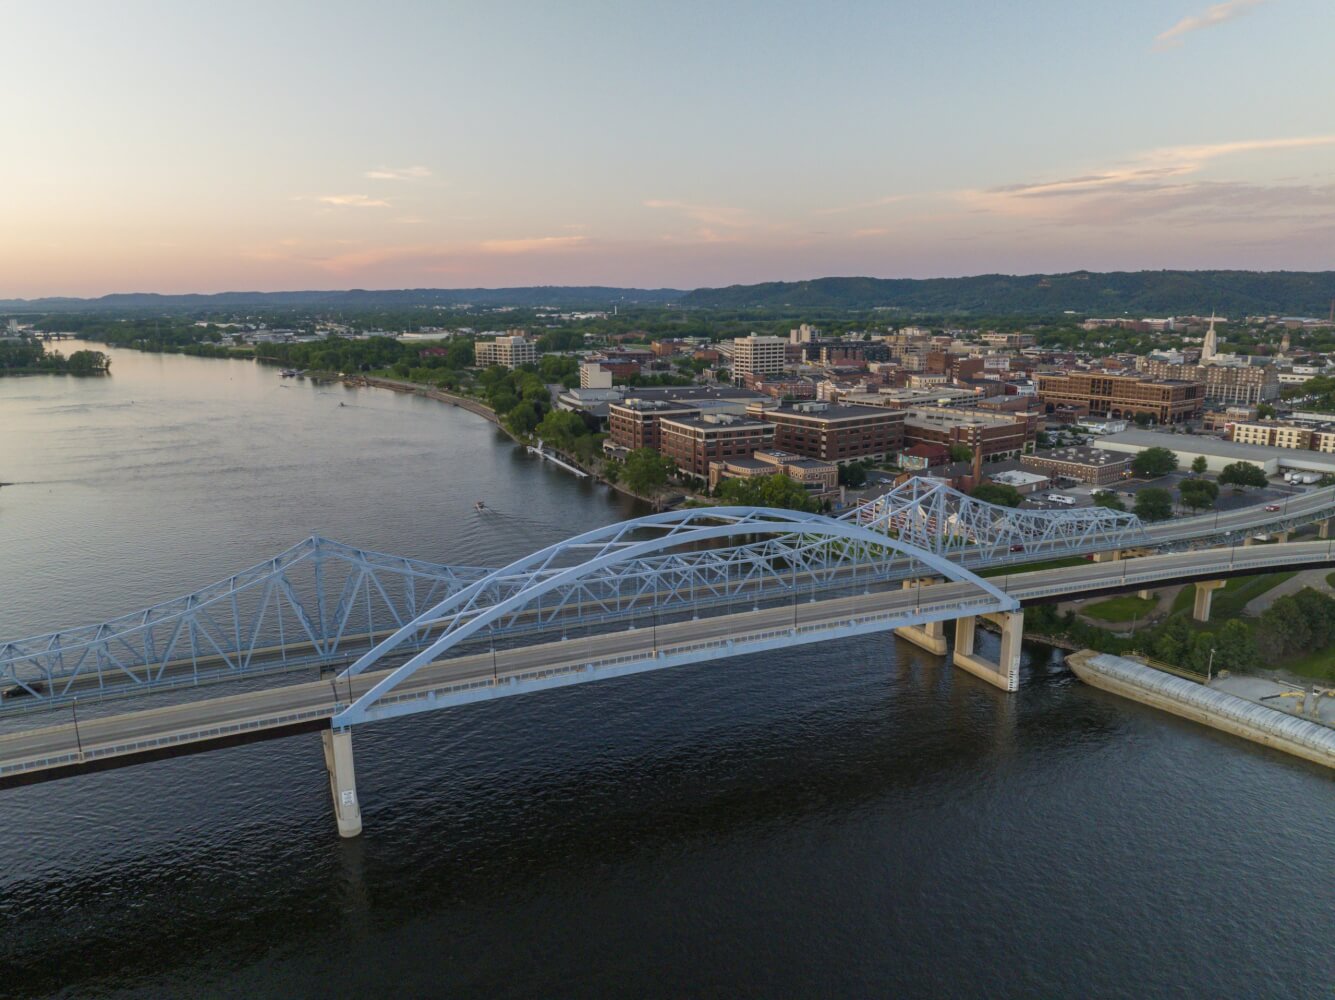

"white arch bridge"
[5,482,1335,836]
[1,483,1145,714]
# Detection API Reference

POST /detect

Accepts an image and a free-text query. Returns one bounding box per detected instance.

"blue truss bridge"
[3,480,1335,836]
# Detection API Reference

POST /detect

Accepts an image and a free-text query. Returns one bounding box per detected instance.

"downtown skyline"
[3,0,1334,297]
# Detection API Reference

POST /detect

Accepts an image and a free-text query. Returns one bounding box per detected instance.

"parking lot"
[1018,471,1309,512]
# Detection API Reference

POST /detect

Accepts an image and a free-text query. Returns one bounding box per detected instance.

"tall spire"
[1200,311,1218,364]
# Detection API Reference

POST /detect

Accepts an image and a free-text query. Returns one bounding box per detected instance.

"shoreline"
[350,375,662,508]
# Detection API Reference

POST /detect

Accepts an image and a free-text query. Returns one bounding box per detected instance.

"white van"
[1045,493,1076,506]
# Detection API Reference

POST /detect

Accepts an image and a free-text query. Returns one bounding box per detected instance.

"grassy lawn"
[1083,595,1157,623]
[980,555,1088,578]
[1168,572,1296,619]
[1326,571,1335,589]
[1275,647,1335,683]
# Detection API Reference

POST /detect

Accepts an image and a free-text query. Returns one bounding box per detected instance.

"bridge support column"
[322,728,362,838]
[952,611,1023,692]
[1320,519,1332,540]
[1275,530,1290,544]
[1136,589,1154,601]
[894,619,947,656]
[1244,536,1256,546]
[1192,580,1226,623]
[1093,550,1121,563]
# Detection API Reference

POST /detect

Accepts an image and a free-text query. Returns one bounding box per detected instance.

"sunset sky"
[3,0,1333,297]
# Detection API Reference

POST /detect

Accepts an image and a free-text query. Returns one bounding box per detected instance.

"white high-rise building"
[732,333,787,379]
[475,335,538,369]
[1200,312,1219,364]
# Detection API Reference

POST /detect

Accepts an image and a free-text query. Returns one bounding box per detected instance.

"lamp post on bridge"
[71,697,84,759]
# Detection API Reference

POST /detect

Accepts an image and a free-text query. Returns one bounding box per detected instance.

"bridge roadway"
[4,538,1334,792]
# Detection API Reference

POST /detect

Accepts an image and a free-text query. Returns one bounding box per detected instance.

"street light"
[1207,647,1216,683]
[71,698,84,758]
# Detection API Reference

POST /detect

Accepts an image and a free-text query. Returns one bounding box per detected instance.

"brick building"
[746,401,904,464]
[902,407,1036,461]
[659,413,776,478]
[708,450,839,498]
[1021,446,1133,485]
[1035,372,1203,424]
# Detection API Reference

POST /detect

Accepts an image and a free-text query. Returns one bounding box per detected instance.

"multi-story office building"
[731,334,787,380]
[659,413,776,478]
[980,332,1037,349]
[1036,372,1203,424]
[902,407,1037,461]
[746,401,904,464]
[474,334,538,369]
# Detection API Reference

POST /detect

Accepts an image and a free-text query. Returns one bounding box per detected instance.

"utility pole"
[1207,647,1216,683]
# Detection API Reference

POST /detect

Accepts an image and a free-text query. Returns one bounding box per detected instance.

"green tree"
[1179,477,1219,511]
[948,443,973,464]
[1131,447,1178,478]
[970,483,1022,507]
[534,408,588,449]
[1092,491,1127,511]
[622,448,673,495]
[1134,487,1174,522]
[839,462,868,488]
[1214,620,1258,672]
[1190,455,1208,475]
[1133,411,1154,427]
[505,400,541,436]
[1218,461,1268,489]
[1256,401,1277,419]
[717,473,818,512]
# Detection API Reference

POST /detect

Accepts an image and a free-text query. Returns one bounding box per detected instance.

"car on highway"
[1265,503,1282,512]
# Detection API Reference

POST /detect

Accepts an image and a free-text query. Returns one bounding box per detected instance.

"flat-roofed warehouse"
[1095,429,1335,477]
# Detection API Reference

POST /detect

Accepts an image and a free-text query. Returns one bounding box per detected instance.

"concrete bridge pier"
[1320,519,1332,540]
[894,619,948,655]
[1192,580,1226,622]
[952,611,1023,692]
[322,728,362,838]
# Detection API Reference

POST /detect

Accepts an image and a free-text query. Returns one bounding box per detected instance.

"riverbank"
[350,374,664,509]
[1068,650,1335,769]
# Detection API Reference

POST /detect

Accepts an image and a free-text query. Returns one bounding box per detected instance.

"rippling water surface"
[0,346,1330,999]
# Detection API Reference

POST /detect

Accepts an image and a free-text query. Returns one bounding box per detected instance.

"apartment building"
[659,413,776,478]
[745,400,905,464]
[1137,359,1279,405]
[1226,419,1335,453]
[1036,372,1203,424]
[474,334,538,369]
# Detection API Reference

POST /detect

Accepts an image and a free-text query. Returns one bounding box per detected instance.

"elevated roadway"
[6,538,1334,794]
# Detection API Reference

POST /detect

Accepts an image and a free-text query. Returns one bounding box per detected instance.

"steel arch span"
[331,505,1018,727]
[845,476,1147,564]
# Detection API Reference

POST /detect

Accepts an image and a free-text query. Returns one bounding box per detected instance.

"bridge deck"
[4,539,1335,790]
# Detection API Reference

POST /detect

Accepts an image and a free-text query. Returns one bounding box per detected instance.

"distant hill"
[5,271,1335,316]
[0,286,685,313]
[680,271,1335,316]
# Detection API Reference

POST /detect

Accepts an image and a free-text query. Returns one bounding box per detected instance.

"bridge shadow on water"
[0,636,1130,999]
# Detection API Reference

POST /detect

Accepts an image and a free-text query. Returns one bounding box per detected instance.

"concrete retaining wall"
[1068,650,1335,770]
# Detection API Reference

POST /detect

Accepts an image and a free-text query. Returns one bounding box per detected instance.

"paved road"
[6,537,1335,784]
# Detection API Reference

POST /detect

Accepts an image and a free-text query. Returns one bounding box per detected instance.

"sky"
[2,0,1333,297]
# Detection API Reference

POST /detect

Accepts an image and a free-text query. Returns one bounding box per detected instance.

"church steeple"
[1200,311,1218,364]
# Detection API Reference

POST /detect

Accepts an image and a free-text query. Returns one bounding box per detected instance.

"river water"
[0,344,1330,999]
